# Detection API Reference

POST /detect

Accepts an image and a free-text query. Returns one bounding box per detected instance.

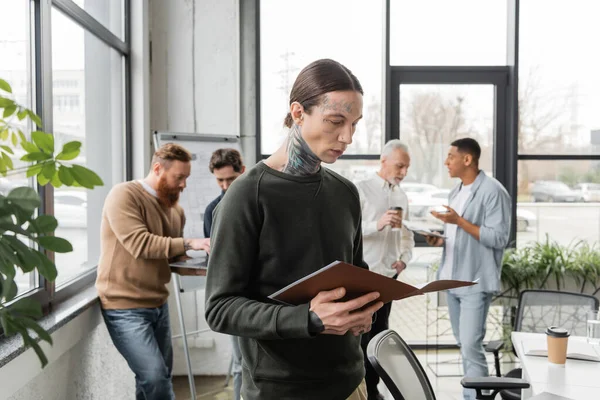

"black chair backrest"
[515,289,599,336]
[366,329,436,400]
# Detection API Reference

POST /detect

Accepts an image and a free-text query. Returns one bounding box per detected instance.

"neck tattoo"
[282,124,321,176]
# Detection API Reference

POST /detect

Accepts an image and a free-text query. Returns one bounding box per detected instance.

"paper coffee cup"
[389,206,403,229]
[546,326,569,365]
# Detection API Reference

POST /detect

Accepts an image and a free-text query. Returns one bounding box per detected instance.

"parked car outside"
[530,180,584,203]
[572,183,600,202]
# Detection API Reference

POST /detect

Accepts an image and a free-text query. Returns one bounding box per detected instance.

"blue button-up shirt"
[436,171,511,294]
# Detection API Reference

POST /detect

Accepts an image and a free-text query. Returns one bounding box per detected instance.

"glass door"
[388,68,509,348]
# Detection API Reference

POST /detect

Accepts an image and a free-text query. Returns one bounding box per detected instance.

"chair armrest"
[461,377,530,390]
[485,339,505,354]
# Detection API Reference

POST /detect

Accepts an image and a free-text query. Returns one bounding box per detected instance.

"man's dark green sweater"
[205,162,369,400]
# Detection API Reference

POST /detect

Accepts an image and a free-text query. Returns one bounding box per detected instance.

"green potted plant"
[494,236,600,351]
[0,77,103,367]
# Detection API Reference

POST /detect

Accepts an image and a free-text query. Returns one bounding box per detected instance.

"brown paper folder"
[268,261,477,306]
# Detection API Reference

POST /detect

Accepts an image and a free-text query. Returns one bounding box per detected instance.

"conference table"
[512,332,600,399]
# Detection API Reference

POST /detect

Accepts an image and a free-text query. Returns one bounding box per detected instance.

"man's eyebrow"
[323,113,347,119]
[323,113,364,121]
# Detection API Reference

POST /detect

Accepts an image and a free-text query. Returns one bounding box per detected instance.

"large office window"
[519,0,600,155]
[260,0,385,156]
[0,0,130,308]
[51,7,125,286]
[517,0,600,247]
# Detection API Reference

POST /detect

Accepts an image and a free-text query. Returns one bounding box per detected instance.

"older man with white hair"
[356,139,415,400]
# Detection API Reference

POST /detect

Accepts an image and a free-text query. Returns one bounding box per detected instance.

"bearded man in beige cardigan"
[96,143,209,400]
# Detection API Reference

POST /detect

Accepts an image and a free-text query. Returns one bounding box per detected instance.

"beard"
[156,175,181,207]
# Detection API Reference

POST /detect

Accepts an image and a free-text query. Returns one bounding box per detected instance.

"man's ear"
[241,165,246,173]
[152,162,162,176]
[464,154,473,167]
[290,102,305,125]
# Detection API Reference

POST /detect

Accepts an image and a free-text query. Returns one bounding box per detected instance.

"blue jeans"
[447,291,493,400]
[231,336,242,400]
[102,303,175,400]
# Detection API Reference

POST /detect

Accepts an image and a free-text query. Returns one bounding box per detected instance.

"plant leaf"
[20,140,38,153]
[26,163,44,178]
[7,186,40,212]
[17,109,27,120]
[37,236,73,253]
[62,141,81,153]
[0,97,14,107]
[37,172,50,186]
[70,165,103,189]
[41,162,56,180]
[0,78,12,93]
[3,104,17,118]
[21,333,49,368]
[50,172,62,188]
[3,235,39,271]
[57,166,74,185]
[1,144,14,154]
[3,277,18,301]
[0,219,32,237]
[0,312,17,336]
[34,250,57,281]
[2,151,13,170]
[10,131,17,146]
[27,110,42,128]
[21,152,52,162]
[0,238,20,267]
[20,317,52,344]
[56,142,81,161]
[31,131,54,154]
[30,214,58,233]
[55,150,79,161]
[9,297,43,318]
[6,186,40,213]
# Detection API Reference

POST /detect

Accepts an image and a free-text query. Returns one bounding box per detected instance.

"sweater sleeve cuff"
[169,237,186,257]
[308,310,325,334]
[275,303,312,339]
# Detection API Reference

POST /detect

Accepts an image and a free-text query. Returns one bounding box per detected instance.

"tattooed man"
[205,59,379,400]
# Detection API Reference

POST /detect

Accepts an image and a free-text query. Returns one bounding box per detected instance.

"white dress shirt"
[356,173,415,278]
[439,183,472,280]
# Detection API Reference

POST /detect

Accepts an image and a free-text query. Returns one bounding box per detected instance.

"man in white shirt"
[356,140,415,400]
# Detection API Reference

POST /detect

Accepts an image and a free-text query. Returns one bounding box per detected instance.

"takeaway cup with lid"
[546,326,570,365]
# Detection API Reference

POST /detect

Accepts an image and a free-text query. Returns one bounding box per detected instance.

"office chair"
[367,329,529,400]
[485,289,599,400]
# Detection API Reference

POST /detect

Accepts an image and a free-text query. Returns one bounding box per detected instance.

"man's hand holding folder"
[310,287,383,337]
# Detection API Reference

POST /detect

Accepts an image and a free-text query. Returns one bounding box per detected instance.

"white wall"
[1,304,134,400]
[149,0,241,375]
